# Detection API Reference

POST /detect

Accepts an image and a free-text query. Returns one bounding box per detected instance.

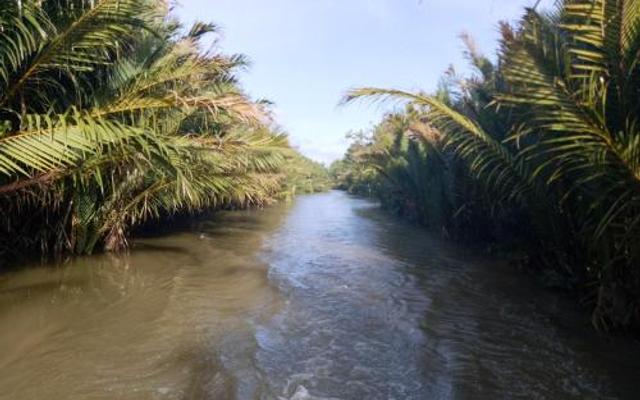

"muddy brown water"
[0,191,638,399]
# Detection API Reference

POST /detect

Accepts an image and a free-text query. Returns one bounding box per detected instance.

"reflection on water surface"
[0,191,638,399]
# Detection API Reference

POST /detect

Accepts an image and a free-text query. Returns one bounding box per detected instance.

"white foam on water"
[279,385,341,400]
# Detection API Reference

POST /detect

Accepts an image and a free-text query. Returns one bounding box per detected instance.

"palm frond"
[344,87,537,204]
[0,0,154,112]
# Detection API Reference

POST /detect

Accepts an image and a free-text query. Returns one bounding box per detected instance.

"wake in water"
[0,192,638,399]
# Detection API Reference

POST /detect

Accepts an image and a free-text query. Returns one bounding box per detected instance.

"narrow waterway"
[0,191,638,399]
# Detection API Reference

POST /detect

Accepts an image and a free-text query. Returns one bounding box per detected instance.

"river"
[0,191,638,399]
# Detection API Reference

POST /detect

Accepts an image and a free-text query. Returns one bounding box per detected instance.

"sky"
[176,0,553,164]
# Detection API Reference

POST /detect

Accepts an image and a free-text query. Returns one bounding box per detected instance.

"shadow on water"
[0,191,638,399]
[351,195,640,399]
[0,205,290,400]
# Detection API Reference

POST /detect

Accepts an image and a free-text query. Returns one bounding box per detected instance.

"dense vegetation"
[283,154,332,198]
[0,0,325,265]
[336,0,640,331]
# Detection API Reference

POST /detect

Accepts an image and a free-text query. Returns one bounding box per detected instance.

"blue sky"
[176,0,552,164]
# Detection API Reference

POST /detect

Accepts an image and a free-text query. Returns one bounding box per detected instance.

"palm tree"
[341,0,640,330]
[0,1,293,259]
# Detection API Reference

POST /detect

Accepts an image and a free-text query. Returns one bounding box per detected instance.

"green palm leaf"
[343,87,537,205]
